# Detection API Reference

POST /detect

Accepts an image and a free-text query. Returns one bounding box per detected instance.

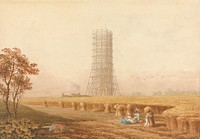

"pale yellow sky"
[0,0,200,96]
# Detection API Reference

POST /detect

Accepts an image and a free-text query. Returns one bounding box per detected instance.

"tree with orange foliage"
[0,48,39,117]
[11,75,33,116]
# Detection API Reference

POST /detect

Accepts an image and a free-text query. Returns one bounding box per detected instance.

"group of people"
[120,107,155,127]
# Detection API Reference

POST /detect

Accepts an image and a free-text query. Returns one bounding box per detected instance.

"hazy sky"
[0,0,200,96]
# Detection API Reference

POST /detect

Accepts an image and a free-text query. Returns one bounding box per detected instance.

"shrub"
[0,118,39,139]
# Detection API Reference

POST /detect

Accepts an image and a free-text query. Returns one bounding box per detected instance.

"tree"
[11,74,32,116]
[0,48,39,117]
[0,83,6,113]
[153,91,163,96]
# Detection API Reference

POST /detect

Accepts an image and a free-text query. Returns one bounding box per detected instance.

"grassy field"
[0,101,66,123]
[0,101,74,138]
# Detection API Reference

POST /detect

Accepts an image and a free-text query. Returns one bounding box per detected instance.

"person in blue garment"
[120,116,132,124]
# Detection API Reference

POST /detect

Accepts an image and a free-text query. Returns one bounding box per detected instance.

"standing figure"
[144,110,150,127]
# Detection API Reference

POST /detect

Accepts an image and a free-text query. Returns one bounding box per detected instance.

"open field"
[19,94,200,138]
[1,100,196,139]
[22,94,200,106]
[25,105,197,139]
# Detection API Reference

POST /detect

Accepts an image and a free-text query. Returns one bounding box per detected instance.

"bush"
[0,118,39,139]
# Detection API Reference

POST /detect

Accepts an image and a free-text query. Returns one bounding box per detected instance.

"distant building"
[61,91,89,97]
[71,93,81,97]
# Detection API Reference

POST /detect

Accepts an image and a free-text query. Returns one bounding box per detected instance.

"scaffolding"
[86,29,120,96]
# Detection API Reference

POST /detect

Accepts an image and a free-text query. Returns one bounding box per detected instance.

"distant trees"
[131,89,198,96]
[153,91,163,96]
[132,91,142,96]
[153,89,199,96]
[0,48,39,117]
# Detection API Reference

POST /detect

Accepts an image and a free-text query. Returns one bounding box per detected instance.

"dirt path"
[28,105,190,139]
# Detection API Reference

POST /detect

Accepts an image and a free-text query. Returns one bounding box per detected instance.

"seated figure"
[120,117,132,125]
[132,112,140,123]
